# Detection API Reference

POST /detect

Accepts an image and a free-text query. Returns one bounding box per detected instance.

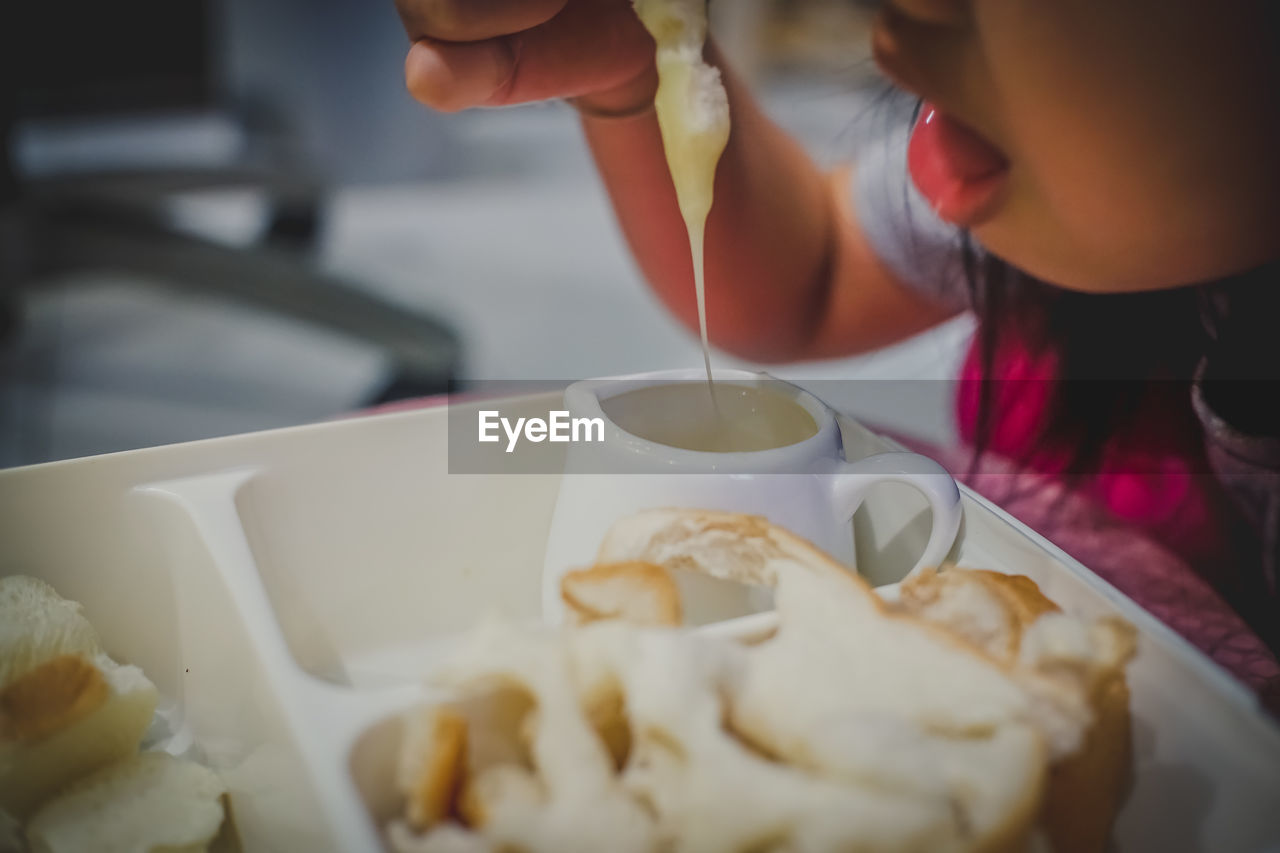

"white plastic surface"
[2,394,1278,851]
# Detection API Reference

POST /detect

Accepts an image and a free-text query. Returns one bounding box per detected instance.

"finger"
[404,0,653,112]
[395,0,567,43]
[485,0,654,105]
[405,38,515,112]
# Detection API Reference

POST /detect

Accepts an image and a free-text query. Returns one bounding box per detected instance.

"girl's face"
[873,0,1280,292]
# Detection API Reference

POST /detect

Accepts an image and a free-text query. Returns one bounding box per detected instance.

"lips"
[907,102,1010,226]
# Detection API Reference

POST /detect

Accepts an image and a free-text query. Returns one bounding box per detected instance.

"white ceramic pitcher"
[542,368,963,624]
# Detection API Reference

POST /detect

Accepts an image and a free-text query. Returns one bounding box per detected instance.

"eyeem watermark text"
[478,411,605,453]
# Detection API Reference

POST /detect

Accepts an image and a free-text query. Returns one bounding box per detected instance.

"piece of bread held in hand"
[0,576,159,819]
[25,750,228,853]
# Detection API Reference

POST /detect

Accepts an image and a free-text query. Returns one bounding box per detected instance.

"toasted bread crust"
[561,561,682,627]
[1042,675,1132,853]
[0,654,109,743]
[582,686,631,770]
[402,707,469,830]
[898,568,1132,853]
[899,567,1061,665]
[965,570,1061,626]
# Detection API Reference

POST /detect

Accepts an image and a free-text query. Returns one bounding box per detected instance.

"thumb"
[406,38,516,113]
[405,0,653,111]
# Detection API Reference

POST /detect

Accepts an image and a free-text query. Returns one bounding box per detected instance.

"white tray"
[2,394,1279,852]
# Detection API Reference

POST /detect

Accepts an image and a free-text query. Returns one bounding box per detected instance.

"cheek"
[971,0,1280,289]
[976,3,1175,222]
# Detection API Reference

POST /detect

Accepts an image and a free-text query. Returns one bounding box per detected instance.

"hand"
[395,0,658,115]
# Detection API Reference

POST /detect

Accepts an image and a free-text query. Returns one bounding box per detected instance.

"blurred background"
[0,0,972,468]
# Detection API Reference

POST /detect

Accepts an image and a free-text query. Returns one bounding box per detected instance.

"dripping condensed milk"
[629,0,817,452]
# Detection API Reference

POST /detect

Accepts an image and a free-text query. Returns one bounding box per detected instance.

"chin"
[969,224,1115,293]
[976,227,1203,296]
[986,238,1278,294]
[975,195,1280,293]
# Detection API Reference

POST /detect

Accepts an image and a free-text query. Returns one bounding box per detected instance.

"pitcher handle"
[824,451,962,578]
